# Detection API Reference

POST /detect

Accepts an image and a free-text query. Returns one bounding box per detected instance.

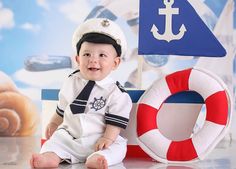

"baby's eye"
[83,53,90,57]
[99,54,107,58]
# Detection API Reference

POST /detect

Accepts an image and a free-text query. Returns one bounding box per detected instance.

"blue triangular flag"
[138,0,226,57]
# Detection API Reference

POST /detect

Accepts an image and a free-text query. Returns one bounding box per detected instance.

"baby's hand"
[45,122,58,139]
[95,137,114,151]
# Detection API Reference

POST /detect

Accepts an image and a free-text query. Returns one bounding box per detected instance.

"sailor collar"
[95,75,115,88]
[75,73,115,89]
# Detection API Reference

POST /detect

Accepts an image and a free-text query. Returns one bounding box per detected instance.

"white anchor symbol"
[151,0,187,42]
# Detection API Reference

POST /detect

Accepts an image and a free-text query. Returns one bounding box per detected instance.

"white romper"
[41,70,132,166]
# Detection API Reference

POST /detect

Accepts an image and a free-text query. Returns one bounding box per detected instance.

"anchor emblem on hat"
[101,19,110,27]
[151,0,187,42]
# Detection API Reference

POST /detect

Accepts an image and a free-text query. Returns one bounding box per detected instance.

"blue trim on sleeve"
[105,113,129,129]
[56,106,64,117]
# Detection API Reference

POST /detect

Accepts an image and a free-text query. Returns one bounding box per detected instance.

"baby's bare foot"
[86,154,108,169]
[30,152,60,168]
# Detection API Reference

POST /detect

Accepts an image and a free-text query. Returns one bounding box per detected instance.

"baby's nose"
[89,56,99,63]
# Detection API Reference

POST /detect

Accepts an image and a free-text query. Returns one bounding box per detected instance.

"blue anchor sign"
[138,0,226,56]
[151,0,187,42]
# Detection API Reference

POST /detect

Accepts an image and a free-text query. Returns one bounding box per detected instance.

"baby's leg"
[30,152,61,168]
[85,154,108,169]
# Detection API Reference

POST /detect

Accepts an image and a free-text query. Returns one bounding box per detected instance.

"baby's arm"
[95,124,121,151]
[45,113,63,139]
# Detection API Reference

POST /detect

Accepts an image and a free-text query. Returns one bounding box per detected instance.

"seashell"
[0,91,38,136]
[0,109,21,136]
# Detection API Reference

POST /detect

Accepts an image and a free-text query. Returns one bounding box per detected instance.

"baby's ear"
[75,55,80,63]
[113,57,121,69]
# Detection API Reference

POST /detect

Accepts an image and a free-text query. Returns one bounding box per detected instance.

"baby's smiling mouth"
[88,67,100,71]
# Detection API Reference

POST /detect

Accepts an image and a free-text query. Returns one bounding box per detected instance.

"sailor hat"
[72,18,127,58]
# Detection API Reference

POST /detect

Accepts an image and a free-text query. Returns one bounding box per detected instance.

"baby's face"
[76,42,120,81]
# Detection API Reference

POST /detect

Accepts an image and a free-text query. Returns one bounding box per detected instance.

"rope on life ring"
[136,67,232,163]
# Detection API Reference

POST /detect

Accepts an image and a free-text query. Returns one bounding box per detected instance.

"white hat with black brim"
[72,18,127,58]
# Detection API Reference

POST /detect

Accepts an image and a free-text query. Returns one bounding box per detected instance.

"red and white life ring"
[136,67,232,163]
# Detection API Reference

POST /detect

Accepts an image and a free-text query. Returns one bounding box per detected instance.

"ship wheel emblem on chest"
[90,96,106,111]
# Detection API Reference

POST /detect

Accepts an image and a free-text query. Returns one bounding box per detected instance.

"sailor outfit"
[41,70,132,166]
